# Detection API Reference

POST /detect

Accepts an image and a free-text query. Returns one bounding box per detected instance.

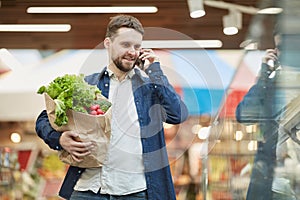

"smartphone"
[134,52,145,70]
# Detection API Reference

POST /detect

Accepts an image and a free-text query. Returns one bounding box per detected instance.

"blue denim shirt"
[235,63,280,200]
[35,62,188,200]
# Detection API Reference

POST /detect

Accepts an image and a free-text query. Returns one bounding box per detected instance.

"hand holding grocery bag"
[37,74,111,168]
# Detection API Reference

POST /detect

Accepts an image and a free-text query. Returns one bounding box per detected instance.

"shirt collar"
[106,67,135,80]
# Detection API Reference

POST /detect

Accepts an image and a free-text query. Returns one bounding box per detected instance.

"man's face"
[107,27,143,72]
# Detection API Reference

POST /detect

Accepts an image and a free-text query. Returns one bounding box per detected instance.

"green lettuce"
[37,74,101,126]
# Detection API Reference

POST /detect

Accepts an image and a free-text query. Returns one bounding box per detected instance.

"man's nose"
[127,46,136,54]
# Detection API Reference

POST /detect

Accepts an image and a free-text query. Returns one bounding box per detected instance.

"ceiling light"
[142,40,223,48]
[257,7,283,14]
[240,40,258,50]
[243,43,258,50]
[27,6,158,14]
[11,132,22,143]
[187,0,206,18]
[0,24,71,32]
[223,9,242,35]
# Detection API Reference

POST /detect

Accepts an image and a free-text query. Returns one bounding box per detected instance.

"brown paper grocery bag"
[44,93,111,168]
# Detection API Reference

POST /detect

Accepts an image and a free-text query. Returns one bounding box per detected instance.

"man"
[35,14,188,200]
[236,27,297,200]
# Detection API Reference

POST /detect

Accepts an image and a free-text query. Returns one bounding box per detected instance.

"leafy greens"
[37,74,101,126]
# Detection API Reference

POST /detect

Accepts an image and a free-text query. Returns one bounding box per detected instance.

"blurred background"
[0,0,300,199]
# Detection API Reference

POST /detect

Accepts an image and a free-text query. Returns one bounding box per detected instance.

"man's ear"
[104,37,111,49]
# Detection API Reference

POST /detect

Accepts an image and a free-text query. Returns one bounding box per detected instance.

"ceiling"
[0,0,276,50]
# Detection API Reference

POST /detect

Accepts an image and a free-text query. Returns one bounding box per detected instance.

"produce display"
[37,74,111,126]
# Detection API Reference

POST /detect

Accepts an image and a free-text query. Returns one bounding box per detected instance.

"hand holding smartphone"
[135,51,145,70]
[134,48,160,70]
[263,49,279,69]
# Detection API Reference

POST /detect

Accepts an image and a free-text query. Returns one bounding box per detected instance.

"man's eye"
[122,43,130,48]
[135,45,141,50]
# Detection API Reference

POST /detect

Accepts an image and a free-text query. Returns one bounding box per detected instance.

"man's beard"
[113,57,135,73]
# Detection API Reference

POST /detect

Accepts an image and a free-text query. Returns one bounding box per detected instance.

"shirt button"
[105,83,108,87]
[105,71,108,74]
[78,170,81,173]
[148,70,152,73]
[154,85,157,88]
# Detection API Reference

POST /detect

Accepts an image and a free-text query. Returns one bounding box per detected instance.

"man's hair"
[105,14,144,39]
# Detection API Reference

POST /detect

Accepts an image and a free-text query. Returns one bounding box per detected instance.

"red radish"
[90,105,98,111]
[96,108,104,115]
[90,110,97,115]
[90,105,96,111]
[88,104,106,115]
